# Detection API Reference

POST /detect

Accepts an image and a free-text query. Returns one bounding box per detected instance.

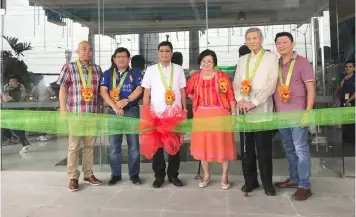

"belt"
[105,103,139,110]
[123,103,139,110]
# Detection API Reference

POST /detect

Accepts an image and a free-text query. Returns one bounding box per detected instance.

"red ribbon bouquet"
[138,103,186,159]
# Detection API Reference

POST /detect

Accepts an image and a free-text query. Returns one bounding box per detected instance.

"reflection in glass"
[1,0,353,178]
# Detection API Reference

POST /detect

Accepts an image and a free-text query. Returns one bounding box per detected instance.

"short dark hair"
[345,60,355,67]
[8,74,19,82]
[113,47,130,58]
[158,41,173,51]
[197,49,218,66]
[238,45,250,57]
[172,52,183,66]
[131,55,146,71]
[275,32,294,43]
[109,47,131,72]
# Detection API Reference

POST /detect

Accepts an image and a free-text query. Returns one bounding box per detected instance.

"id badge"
[345,93,350,100]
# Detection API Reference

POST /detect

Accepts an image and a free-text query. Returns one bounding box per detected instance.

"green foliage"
[1,36,33,89]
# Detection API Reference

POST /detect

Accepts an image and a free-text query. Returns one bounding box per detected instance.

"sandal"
[199,178,211,188]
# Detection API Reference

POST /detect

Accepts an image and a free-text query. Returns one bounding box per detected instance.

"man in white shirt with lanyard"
[233,27,279,196]
[141,41,187,188]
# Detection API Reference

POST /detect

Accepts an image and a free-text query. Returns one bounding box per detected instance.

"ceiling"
[28,0,328,35]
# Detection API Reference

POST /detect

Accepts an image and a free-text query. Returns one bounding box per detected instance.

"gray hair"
[245,27,264,39]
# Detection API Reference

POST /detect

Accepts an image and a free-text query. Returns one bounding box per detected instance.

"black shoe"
[264,186,276,196]
[152,179,164,188]
[169,177,183,187]
[108,176,121,185]
[130,175,141,185]
[241,183,260,192]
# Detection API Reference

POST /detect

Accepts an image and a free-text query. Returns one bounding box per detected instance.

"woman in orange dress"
[186,49,237,190]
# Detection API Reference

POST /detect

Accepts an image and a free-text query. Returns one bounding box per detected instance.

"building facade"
[0,0,355,177]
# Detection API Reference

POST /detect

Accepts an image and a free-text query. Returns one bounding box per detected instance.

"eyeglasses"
[115,56,128,59]
[159,50,172,53]
[201,60,214,65]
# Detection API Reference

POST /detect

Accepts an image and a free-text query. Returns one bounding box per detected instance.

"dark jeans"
[152,148,180,180]
[279,127,311,188]
[108,105,140,177]
[240,130,273,188]
[1,128,12,141]
[12,130,30,147]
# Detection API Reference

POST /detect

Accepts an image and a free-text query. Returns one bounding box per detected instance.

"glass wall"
[1,0,354,177]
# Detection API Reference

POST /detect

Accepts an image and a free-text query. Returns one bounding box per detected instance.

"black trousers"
[12,130,30,147]
[341,100,355,145]
[240,130,273,188]
[152,148,180,180]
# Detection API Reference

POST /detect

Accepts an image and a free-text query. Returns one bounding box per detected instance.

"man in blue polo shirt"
[100,47,143,185]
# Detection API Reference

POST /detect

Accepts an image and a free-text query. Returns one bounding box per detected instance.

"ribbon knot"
[138,104,186,159]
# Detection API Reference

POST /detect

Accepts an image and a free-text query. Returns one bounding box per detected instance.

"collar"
[291,51,298,59]
[250,48,264,57]
[115,66,130,74]
[159,62,172,68]
[78,60,92,66]
[280,51,298,65]
[344,72,355,80]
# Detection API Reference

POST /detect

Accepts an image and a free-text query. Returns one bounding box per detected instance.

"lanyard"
[278,59,296,86]
[76,60,92,87]
[112,68,128,90]
[245,49,265,80]
[158,63,174,90]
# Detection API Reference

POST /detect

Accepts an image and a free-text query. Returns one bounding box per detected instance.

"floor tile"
[1,205,39,217]
[165,189,227,214]
[228,192,297,216]
[28,206,98,217]
[101,188,171,211]
[2,185,64,207]
[52,186,114,211]
[291,195,355,216]
[97,209,161,217]
[162,211,226,217]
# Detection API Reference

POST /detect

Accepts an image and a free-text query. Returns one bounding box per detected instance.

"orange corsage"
[277,85,291,103]
[81,86,94,102]
[218,77,228,93]
[165,89,176,106]
[109,88,120,102]
[240,79,252,96]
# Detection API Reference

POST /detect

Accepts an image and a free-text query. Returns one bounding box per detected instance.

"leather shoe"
[292,188,312,201]
[68,179,79,192]
[274,178,298,188]
[152,179,164,188]
[83,175,102,186]
[241,183,260,192]
[264,186,276,196]
[169,177,183,187]
[130,175,142,185]
[108,176,121,185]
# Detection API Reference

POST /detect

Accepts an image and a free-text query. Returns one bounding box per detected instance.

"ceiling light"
[238,12,246,21]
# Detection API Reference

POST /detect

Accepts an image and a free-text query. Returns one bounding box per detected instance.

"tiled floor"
[1,171,355,217]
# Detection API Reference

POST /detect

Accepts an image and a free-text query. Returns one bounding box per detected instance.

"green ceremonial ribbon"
[217,66,236,73]
[112,68,128,90]
[1,107,355,136]
[76,60,92,87]
[158,63,174,90]
[278,59,296,86]
[245,49,265,81]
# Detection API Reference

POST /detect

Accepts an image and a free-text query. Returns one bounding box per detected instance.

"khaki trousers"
[67,135,96,179]
[67,117,97,180]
